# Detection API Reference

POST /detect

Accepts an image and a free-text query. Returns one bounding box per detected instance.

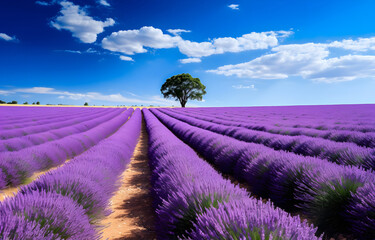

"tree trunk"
[181,101,186,108]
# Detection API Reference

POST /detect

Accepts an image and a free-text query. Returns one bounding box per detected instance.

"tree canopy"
[160,73,206,107]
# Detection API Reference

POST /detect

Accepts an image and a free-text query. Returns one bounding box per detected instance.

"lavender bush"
[150,108,375,239]
[0,109,141,239]
[144,108,319,240]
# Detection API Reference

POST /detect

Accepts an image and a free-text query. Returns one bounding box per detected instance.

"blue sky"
[1,0,375,106]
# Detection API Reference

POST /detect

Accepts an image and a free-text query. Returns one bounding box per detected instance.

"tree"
[84,102,89,106]
[161,73,206,108]
[0,100,5,104]
[36,101,40,105]
[23,102,28,105]
[7,100,17,104]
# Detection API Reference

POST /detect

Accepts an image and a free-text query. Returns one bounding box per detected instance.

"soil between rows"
[100,120,156,240]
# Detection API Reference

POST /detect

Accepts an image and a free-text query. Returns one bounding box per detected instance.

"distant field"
[0,104,374,239]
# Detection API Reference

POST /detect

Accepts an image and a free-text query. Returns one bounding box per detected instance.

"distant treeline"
[0,100,40,105]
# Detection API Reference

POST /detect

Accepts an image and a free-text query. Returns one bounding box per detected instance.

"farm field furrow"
[143,108,319,239]
[0,107,110,127]
[100,119,156,239]
[169,108,375,148]
[0,105,374,240]
[0,109,142,239]
[181,106,375,131]
[0,109,122,152]
[0,108,121,139]
[0,108,133,189]
[0,108,113,132]
[158,108,375,171]
[150,108,375,239]
[181,105,375,133]
[0,109,120,152]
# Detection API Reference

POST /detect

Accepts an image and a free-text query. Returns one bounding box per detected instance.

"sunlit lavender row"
[0,108,141,239]
[150,105,375,239]
[144,109,319,239]
[159,107,375,170]
[0,108,133,189]
[0,104,374,239]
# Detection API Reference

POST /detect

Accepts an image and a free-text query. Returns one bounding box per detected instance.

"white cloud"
[119,55,134,61]
[177,40,216,58]
[102,26,182,55]
[328,37,375,52]
[179,58,202,64]
[0,90,12,95]
[208,40,375,83]
[35,1,51,6]
[1,87,177,106]
[232,84,255,89]
[177,31,291,58]
[63,50,82,54]
[51,1,115,43]
[0,33,17,42]
[180,58,202,64]
[102,26,292,61]
[167,29,191,36]
[56,48,100,54]
[99,0,110,6]
[228,4,239,10]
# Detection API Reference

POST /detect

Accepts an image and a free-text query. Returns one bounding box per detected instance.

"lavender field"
[0,105,374,239]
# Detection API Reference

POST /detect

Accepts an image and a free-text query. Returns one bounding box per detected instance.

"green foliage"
[173,193,228,238]
[161,73,206,107]
[7,100,18,104]
[23,102,28,105]
[220,226,286,240]
[308,178,363,236]
[0,100,5,104]
[36,101,40,105]
[84,102,89,106]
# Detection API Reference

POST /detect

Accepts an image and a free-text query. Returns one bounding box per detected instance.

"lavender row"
[0,107,111,130]
[151,109,375,239]
[159,108,375,171]
[0,109,122,152]
[181,105,375,132]
[176,107,375,134]
[0,108,122,140]
[144,109,319,240]
[0,106,104,126]
[0,109,142,239]
[170,108,375,148]
[0,108,133,190]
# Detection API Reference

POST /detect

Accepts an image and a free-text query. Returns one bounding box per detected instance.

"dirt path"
[100,121,156,240]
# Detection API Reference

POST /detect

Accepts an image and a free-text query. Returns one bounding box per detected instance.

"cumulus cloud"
[328,37,375,52]
[102,26,182,55]
[179,58,202,64]
[228,4,239,10]
[119,55,134,61]
[208,39,375,83]
[101,26,292,61]
[177,31,292,58]
[0,33,17,42]
[51,1,115,43]
[98,0,110,6]
[167,29,191,36]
